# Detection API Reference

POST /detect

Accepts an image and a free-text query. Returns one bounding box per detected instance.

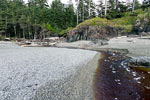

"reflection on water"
[94,52,150,100]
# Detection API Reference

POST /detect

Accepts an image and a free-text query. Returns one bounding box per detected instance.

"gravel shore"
[0,43,99,100]
[100,36,150,57]
[56,36,150,57]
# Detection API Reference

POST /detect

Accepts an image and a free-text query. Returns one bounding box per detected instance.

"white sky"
[24,0,143,5]
[23,0,78,5]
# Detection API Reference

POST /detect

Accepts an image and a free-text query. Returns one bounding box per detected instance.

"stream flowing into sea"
[94,52,150,100]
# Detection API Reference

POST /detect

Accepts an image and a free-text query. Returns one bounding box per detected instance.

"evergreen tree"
[135,0,141,9]
[0,0,141,39]
[142,0,150,10]
[96,0,103,17]
[0,9,5,36]
[101,0,128,19]
[88,0,96,18]
[77,0,84,22]
[104,0,108,16]
[77,0,96,23]
[64,3,76,27]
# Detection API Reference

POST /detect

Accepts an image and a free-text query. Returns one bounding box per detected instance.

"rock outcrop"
[133,12,150,35]
[67,25,120,42]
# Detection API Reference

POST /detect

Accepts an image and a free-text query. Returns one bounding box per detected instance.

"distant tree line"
[0,0,76,39]
[76,0,142,21]
[0,0,150,39]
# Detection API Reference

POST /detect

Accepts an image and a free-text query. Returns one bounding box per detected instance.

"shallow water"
[94,52,150,100]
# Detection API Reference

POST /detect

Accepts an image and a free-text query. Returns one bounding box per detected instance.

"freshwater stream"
[94,52,150,100]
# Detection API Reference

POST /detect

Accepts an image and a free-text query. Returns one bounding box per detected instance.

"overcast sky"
[24,0,143,5]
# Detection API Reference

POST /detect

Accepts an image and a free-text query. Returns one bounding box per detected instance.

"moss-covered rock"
[133,9,150,35]
[66,17,129,42]
[66,9,146,42]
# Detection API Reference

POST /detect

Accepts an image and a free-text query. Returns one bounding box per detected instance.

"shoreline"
[2,35,150,57]
[1,37,150,99]
[0,40,129,55]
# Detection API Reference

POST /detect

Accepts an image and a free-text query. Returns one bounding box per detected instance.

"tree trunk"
[5,19,8,38]
[89,0,91,18]
[115,0,118,10]
[5,7,8,38]
[28,25,31,39]
[76,0,79,25]
[77,10,79,25]
[132,0,135,14]
[34,32,37,40]
[82,0,85,21]
[23,28,25,39]
[34,25,37,40]
[100,0,103,16]
[13,25,17,38]
[104,0,107,16]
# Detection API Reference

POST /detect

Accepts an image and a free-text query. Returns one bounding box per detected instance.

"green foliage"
[106,9,122,19]
[0,0,148,39]
[106,1,128,19]
[137,9,150,25]
[48,0,76,30]
[74,9,147,33]
[76,17,112,28]
[0,35,5,41]
[59,27,73,37]
[77,0,96,23]
[135,0,141,9]
[112,9,146,25]
[142,0,150,10]
[52,27,62,34]
[43,24,55,32]
[0,0,77,39]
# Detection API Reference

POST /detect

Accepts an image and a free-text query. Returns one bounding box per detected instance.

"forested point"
[0,0,150,41]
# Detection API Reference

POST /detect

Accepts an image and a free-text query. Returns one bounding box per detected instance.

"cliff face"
[67,25,119,42]
[66,15,137,42]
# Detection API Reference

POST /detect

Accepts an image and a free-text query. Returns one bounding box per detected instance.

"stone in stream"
[129,57,150,67]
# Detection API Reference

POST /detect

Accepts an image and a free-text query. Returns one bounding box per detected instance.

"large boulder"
[133,12,150,35]
[67,25,119,42]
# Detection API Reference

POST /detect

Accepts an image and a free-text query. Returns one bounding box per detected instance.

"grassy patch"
[76,17,116,28]
[112,9,146,25]
[59,27,73,37]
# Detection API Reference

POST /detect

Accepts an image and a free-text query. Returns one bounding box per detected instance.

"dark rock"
[27,85,32,88]
[129,57,150,67]
[67,25,119,42]
[133,14,150,35]
[92,40,108,46]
